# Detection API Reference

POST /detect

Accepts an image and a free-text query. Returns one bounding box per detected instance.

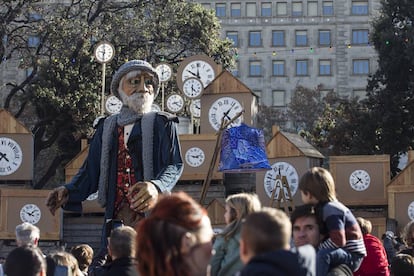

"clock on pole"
[105,95,123,115]
[182,77,204,99]
[94,41,115,115]
[166,94,184,113]
[155,62,173,111]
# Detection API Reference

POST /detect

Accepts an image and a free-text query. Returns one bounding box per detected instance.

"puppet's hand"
[45,186,69,216]
[128,181,159,212]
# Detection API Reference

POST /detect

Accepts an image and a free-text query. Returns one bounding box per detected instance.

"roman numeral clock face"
[0,137,23,176]
[208,97,243,131]
[263,162,299,200]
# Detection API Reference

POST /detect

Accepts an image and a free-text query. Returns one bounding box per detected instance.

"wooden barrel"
[223,172,256,197]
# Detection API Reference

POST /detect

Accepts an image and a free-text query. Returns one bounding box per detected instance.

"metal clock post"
[94,41,115,115]
[155,63,173,111]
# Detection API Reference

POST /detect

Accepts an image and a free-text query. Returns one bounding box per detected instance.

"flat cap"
[110,60,160,99]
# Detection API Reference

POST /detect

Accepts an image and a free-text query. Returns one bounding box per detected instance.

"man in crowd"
[15,222,41,248]
[239,207,316,275]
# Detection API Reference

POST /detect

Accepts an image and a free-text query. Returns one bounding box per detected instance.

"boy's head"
[299,167,336,203]
[240,207,291,264]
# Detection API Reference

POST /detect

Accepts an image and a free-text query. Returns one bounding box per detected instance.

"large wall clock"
[0,136,23,176]
[263,161,299,200]
[176,55,220,92]
[208,96,243,131]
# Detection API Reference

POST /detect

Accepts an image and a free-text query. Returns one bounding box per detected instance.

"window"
[231,3,241,17]
[201,3,211,10]
[322,1,333,15]
[246,3,257,17]
[276,2,287,15]
[272,90,286,106]
[261,3,272,17]
[292,2,303,16]
[272,60,285,76]
[215,3,226,17]
[352,1,368,15]
[249,61,262,76]
[308,2,318,16]
[249,31,262,47]
[319,60,331,75]
[353,59,369,74]
[28,35,40,47]
[226,31,239,47]
[296,60,308,75]
[352,30,369,45]
[272,31,285,47]
[295,30,307,46]
[319,30,331,46]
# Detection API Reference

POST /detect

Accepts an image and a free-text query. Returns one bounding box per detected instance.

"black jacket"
[102,257,138,276]
[239,245,316,276]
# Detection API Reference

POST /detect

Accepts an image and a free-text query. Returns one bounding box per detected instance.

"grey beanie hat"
[110,59,160,99]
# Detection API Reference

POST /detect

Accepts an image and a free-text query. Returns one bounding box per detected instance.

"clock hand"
[196,68,200,78]
[186,70,199,78]
[0,152,9,162]
[173,101,181,107]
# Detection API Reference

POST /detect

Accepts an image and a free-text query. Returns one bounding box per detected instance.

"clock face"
[182,60,215,88]
[0,137,23,176]
[155,63,173,82]
[408,201,414,221]
[185,147,206,167]
[151,103,161,112]
[94,42,115,63]
[349,169,371,191]
[182,77,204,99]
[20,204,41,224]
[264,161,299,200]
[105,95,123,114]
[87,192,98,201]
[166,94,184,113]
[177,55,219,93]
[190,99,201,118]
[208,97,243,131]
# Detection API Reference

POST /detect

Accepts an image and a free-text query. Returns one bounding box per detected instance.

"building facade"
[195,0,381,107]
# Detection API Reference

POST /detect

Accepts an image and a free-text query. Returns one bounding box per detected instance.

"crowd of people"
[1,169,414,275]
[1,61,413,275]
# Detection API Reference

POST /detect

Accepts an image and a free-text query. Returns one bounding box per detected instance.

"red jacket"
[354,234,389,276]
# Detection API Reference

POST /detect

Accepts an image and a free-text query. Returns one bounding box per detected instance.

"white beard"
[118,88,154,114]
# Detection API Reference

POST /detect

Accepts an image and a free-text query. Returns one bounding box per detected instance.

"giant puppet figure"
[46,59,183,235]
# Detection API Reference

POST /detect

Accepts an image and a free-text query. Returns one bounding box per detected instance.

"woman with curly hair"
[210,193,261,276]
[135,192,214,276]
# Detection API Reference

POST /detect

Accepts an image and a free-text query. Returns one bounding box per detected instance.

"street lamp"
[94,41,115,115]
